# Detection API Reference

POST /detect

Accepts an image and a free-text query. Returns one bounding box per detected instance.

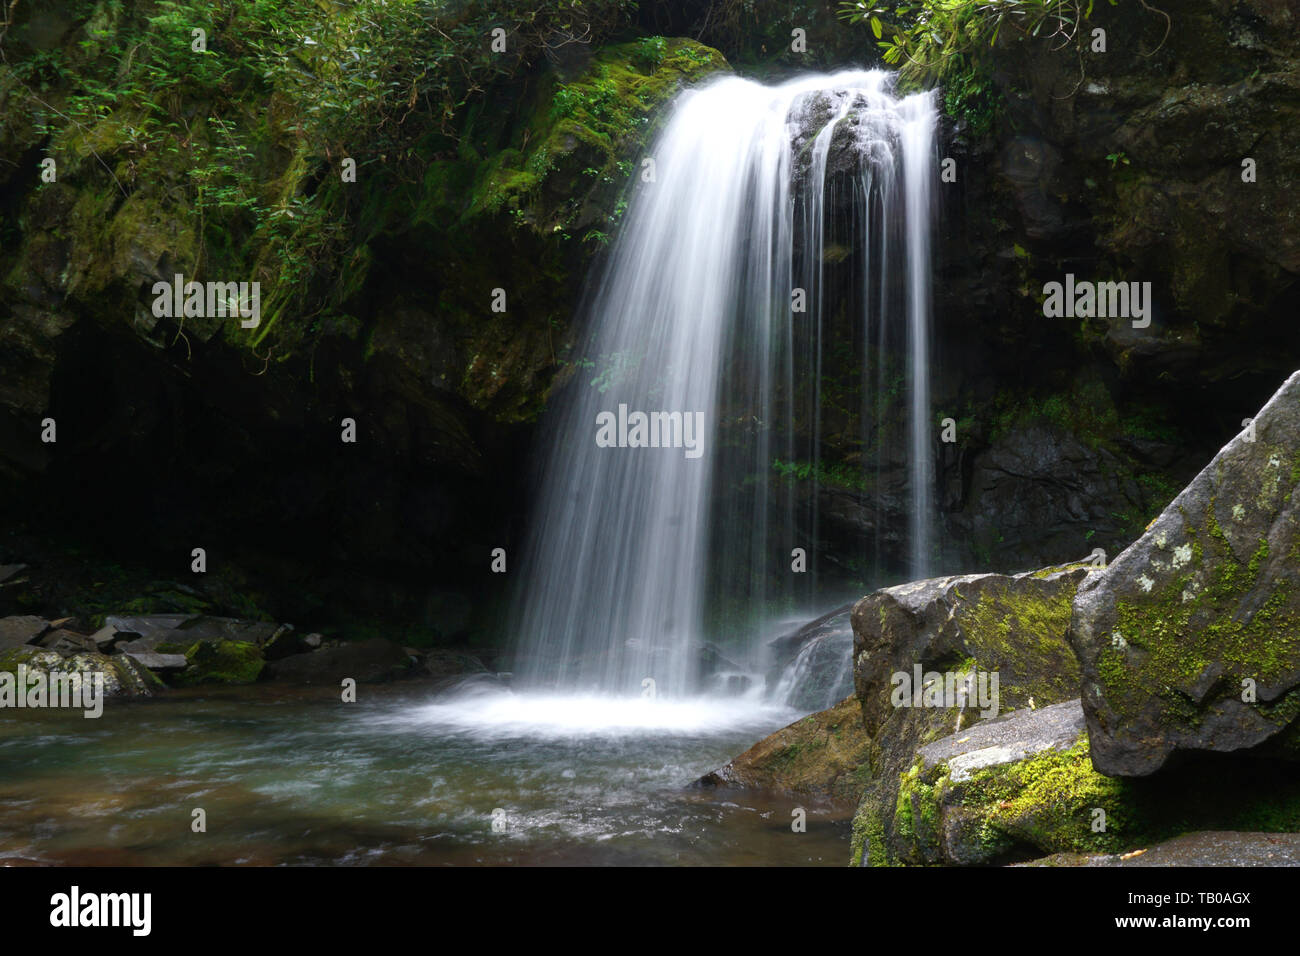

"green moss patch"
[173,640,264,686]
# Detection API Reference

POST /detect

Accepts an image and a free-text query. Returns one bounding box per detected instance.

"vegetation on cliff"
[1,0,658,369]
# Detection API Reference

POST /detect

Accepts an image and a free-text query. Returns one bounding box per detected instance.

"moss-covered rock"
[853,564,1089,735]
[1071,369,1300,776]
[172,639,265,686]
[848,562,1092,865]
[409,36,729,424]
[0,645,163,698]
[697,695,871,804]
[462,38,728,232]
[865,713,1300,867]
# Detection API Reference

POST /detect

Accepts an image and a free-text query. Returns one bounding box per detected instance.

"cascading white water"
[512,70,937,700]
[901,97,937,579]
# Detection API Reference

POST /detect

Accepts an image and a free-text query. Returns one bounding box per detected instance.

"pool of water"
[0,680,853,865]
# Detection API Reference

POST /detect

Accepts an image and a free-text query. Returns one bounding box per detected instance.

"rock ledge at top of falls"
[1069,369,1300,777]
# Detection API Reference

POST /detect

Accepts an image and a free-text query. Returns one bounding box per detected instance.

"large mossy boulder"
[864,701,1135,865]
[861,698,1300,866]
[697,696,871,804]
[1070,369,1300,776]
[848,564,1092,865]
[171,640,265,687]
[0,645,163,698]
[853,564,1089,734]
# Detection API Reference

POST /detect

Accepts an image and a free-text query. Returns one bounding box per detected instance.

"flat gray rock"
[104,614,199,640]
[172,616,279,645]
[0,615,48,649]
[107,615,278,652]
[919,699,1085,781]
[37,629,97,653]
[88,625,119,647]
[116,634,188,654]
[122,650,188,671]
[1022,831,1300,867]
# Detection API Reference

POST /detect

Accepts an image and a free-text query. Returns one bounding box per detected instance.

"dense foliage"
[1,0,638,349]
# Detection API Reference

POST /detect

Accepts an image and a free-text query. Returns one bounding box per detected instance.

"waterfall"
[512,70,938,699]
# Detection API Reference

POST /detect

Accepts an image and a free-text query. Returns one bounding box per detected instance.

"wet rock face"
[982,0,1300,383]
[815,0,1300,579]
[1070,369,1300,777]
[950,425,1140,571]
[0,13,727,627]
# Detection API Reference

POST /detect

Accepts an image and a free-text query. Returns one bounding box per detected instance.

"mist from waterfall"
[511,70,937,700]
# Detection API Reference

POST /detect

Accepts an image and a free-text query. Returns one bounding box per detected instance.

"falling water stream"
[513,69,937,699]
[0,70,937,866]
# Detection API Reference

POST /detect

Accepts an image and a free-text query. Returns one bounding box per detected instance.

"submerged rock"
[422,649,489,679]
[1070,369,1300,776]
[696,696,870,804]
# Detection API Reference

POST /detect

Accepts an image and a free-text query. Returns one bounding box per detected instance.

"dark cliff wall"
[1,0,1296,635]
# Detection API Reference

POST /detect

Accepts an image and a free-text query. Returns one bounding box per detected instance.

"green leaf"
[870,16,883,39]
